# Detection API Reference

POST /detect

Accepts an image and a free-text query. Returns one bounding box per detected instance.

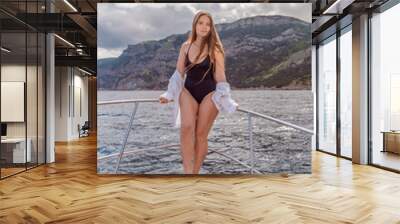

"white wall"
[55,67,89,141]
[73,73,89,137]
[55,66,70,141]
[1,65,26,81]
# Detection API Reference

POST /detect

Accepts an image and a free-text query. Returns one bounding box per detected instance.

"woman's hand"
[159,96,170,104]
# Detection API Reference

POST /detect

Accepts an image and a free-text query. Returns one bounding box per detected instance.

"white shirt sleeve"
[160,70,184,128]
[160,70,184,101]
[211,82,238,113]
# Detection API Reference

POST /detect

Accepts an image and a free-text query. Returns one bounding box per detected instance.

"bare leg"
[179,88,199,174]
[193,92,218,174]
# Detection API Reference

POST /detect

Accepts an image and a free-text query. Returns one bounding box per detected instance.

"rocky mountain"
[98,15,311,90]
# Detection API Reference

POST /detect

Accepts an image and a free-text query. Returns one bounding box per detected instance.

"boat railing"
[97,98,314,174]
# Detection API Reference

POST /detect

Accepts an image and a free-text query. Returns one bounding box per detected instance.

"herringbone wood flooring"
[1,135,400,223]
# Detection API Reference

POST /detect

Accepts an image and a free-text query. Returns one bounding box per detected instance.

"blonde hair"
[185,11,224,84]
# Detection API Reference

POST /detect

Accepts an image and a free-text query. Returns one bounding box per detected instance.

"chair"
[78,121,90,138]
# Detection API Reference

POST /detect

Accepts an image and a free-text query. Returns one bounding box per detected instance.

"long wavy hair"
[184,11,225,84]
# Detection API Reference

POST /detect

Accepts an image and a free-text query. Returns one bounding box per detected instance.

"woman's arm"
[211,49,238,113]
[159,42,188,104]
[176,42,189,77]
[213,49,227,83]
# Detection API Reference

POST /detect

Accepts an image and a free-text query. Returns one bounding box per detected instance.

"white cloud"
[98,47,125,59]
[98,3,311,59]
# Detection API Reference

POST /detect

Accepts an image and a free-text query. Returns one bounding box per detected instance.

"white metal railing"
[98,98,314,174]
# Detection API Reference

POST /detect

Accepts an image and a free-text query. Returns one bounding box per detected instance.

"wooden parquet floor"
[1,135,400,223]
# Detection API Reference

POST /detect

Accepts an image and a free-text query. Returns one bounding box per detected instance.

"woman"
[159,11,238,174]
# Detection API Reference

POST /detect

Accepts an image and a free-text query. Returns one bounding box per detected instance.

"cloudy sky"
[98,3,311,59]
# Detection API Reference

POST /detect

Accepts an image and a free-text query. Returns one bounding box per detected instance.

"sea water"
[97,90,313,174]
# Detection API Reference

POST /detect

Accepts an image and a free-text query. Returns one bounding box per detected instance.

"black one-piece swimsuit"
[184,44,216,104]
